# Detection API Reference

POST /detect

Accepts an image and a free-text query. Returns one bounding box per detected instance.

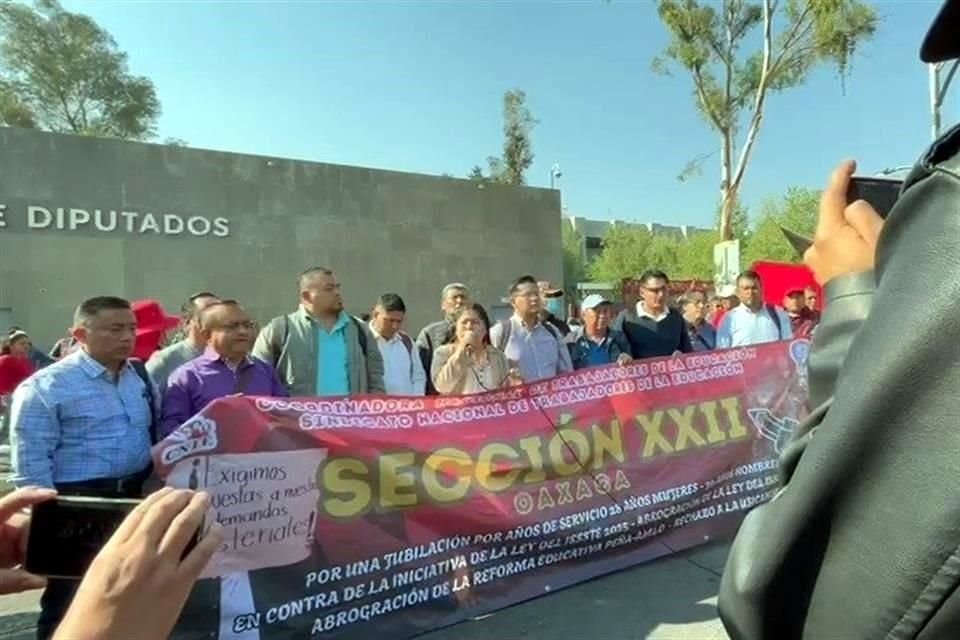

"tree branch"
[768,2,814,77]
[729,0,772,192]
[690,64,725,132]
[677,147,720,182]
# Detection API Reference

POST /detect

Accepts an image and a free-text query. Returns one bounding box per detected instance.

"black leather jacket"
[719,123,960,639]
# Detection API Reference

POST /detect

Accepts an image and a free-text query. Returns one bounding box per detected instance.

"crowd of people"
[0,261,812,637]
[0,2,955,636]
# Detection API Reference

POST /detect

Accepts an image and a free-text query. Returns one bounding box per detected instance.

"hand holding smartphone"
[782,174,902,258]
[25,495,202,580]
[846,176,903,219]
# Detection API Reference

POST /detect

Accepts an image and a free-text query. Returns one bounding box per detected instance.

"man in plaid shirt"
[10,296,156,640]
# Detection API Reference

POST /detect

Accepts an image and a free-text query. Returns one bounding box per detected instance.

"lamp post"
[549,164,562,190]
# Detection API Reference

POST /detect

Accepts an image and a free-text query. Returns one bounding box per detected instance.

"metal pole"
[930,60,960,140]
[930,63,942,140]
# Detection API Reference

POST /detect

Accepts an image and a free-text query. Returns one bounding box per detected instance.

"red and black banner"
[155,340,810,639]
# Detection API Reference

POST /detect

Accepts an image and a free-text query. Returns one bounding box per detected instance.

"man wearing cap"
[416,283,470,395]
[783,287,820,338]
[568,295,632,370]
[719,2,960,636]
[9,296,157,639]
[147,291,221,395]
[679,290,716,351]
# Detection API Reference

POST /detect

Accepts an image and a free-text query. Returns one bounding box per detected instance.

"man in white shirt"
[369,293,426,395]
[717,270,793,348]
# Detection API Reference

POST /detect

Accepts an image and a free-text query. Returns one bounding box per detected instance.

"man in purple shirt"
[160,300,287,437]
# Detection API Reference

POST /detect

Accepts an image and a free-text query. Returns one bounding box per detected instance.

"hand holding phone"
[805,160,886,285]
[0,487,57,595]
[53,489,222,640]
[846,176,902,219]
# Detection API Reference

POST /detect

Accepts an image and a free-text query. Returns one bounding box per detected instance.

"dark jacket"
[719,123,960,639]
[416,319,454,395]
[28,347,54,369]
[542,310,571,338]
[613,307,692,360]
[568,329,632,370]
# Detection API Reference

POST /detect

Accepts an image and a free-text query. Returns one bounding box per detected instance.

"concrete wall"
[0,128,562,348]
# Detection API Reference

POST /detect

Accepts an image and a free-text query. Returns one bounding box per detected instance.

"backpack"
[269,313,369,364]
[494,318,564,352]
[764,304,784,338]
[129,358,158,445]
[397,332,415,378]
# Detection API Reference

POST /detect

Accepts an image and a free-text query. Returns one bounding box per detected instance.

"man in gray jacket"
[146,291,220,394]
[253,267,385,396]
[719,2,960,637]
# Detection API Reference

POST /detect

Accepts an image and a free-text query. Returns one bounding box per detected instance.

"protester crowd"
[0,261,815,638]
[0,2,954,635]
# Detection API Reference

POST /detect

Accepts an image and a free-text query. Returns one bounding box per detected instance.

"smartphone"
[847,176,903,219]
[25,496,200,579]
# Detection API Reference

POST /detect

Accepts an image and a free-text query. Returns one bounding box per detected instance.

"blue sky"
[63,0,958,228]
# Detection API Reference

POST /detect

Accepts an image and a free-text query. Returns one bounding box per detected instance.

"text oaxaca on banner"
[153,340,811,640]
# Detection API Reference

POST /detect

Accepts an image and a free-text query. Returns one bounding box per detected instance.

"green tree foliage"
[589,226,656,283]
[0,0,160,139]
[0,79,36,127]
[675,231,718,280]
[590,223,736,284]
[653,0,877,241]
[468,89,538,185]
[561,223,588,294]
[743,186,820,265]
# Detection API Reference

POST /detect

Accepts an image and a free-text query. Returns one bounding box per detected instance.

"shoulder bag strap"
[130,359,158,445]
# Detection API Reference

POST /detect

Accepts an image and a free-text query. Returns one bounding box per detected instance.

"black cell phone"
[847,176,903,219]
[25,496,200,579]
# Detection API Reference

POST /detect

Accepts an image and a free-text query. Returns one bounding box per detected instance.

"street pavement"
[0,543,730,640]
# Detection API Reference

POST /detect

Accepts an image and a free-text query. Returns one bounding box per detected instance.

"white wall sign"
[0,203,229,238]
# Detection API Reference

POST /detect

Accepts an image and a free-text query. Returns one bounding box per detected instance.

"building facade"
[0,128,562,347]
[563,215,710,262]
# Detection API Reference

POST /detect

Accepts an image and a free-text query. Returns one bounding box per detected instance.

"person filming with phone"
[719,1,960,636]
[432,303,522,395]
[8,296,159,640]
[1,486,222,640]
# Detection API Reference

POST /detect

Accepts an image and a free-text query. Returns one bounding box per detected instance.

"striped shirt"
[9,349,154,488]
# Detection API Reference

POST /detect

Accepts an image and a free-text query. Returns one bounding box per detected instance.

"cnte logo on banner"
[0,203,230,238]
